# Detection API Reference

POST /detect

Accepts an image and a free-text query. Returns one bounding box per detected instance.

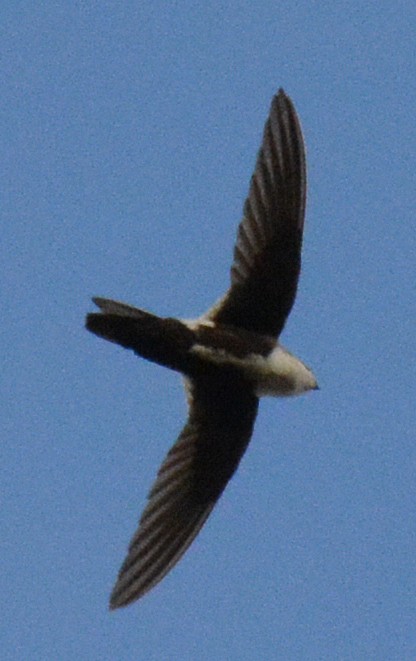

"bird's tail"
[85,297,194,372]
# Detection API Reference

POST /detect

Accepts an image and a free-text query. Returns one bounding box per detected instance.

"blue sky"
[2,2,415,659]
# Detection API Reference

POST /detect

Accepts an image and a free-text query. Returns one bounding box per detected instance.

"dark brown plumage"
[86,89,314,608]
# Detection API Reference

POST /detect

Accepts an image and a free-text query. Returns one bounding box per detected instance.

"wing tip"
[109,568,154,610]
[272,87,297,116]
[109,588,142,611]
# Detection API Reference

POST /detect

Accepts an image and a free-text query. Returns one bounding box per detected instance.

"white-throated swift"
[86,89,318,609]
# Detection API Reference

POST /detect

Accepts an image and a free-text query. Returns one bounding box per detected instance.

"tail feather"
[86,298,194,372]
[91,297,149,318]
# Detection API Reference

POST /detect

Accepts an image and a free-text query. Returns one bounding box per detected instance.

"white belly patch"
[189,344,311,397]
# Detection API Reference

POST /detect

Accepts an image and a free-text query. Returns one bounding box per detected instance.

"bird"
[86,88,318,609]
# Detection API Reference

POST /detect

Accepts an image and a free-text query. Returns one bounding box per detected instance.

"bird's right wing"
[110,371,258,609]
[209,89,306,338]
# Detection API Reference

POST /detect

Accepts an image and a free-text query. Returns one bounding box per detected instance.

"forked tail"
[86,297,194,372]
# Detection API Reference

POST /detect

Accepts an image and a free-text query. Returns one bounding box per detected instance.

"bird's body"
[86,89,318,608]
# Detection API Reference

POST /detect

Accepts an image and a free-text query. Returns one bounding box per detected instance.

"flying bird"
[86,89,318,609]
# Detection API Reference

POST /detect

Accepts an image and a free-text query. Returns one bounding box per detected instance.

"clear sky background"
[2,3,415,660]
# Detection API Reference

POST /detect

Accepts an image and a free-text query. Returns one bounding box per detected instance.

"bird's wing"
[110,371,258,609]
[209,89,306,338]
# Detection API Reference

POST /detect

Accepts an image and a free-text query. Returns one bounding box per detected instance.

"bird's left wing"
[110,371,258,609]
